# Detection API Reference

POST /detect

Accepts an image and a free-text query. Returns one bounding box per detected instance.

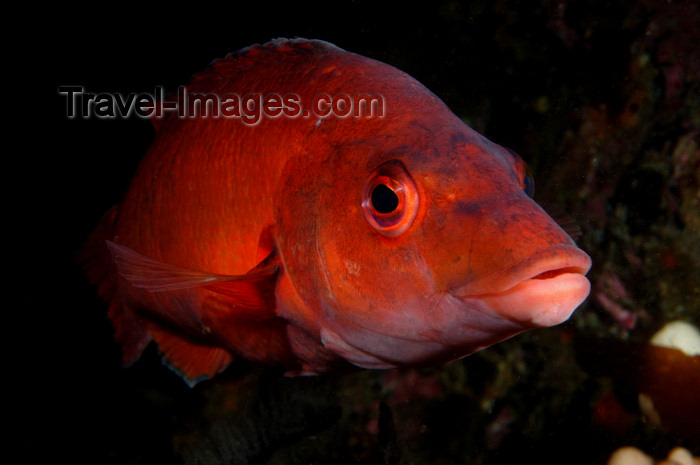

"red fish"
[81,38,591,385]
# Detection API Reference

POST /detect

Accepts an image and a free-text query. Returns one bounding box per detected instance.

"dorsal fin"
[185,39,343,94]
[149,39,345,133]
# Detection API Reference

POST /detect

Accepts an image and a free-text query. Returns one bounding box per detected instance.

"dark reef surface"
[15,1,699,464]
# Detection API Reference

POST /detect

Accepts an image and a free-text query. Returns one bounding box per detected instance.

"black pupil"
[371,184,399,213]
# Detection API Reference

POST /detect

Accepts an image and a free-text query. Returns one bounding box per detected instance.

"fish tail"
[78,206,153,366]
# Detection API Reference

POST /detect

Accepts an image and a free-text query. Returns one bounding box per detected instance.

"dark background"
[13,1,699,464]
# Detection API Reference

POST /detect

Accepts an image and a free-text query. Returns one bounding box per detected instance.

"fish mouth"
[450,245,592,327]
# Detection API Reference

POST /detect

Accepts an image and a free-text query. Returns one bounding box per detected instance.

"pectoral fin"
[104,240,280,384]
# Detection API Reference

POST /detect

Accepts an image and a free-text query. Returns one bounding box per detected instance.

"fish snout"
[450,245,592,327]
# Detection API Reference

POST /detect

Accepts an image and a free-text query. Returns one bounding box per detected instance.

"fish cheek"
[277,146,433,340]
[317,213,434,331]
[412,198,486,290]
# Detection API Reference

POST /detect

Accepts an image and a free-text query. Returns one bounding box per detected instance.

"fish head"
[274,54,591,371]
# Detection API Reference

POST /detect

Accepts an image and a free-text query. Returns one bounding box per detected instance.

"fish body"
[81,39,591,385]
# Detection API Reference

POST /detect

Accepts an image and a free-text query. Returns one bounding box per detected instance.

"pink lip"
[450,244,592,298]
[449,245,592,327]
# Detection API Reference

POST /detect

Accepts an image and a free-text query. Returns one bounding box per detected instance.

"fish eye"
[523,172,535,198]
[362,160,419,237]
[504,147,535,198]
